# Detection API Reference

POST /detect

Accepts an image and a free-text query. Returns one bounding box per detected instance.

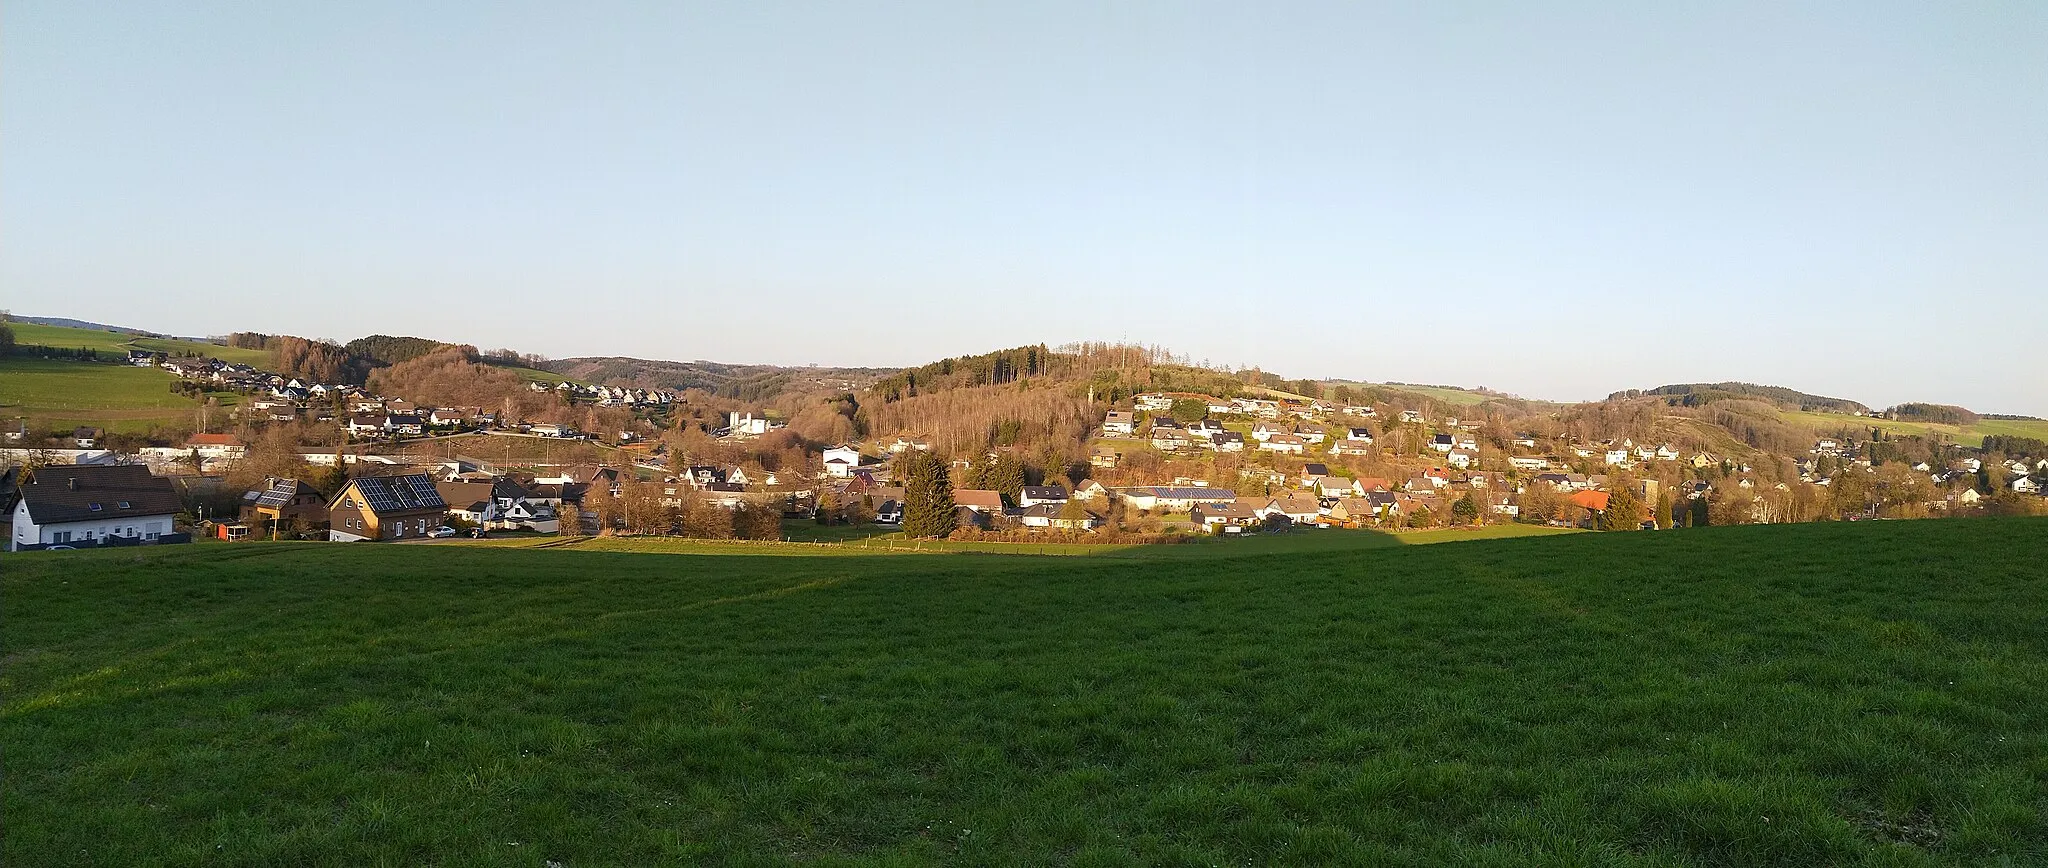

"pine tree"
[1690,496,1710,527]
[1655,490,1675,529]
[900,450,956,539]
[1452,492,1480,525]
[1605,483,1644,531]
[990,453,1026,503]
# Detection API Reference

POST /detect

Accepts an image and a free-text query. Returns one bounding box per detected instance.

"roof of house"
[188,433,243,447]
[1568,490,1612,511]
[1273,492,1321,514]
[954,489,1004,509]
[16,464,183,524]
[434,479,530,513]
[339,474,448,515]
[247,477,320,509]
[1193,500,1260,520]
[1020,485,1067,500]
[1302,463,1330,476]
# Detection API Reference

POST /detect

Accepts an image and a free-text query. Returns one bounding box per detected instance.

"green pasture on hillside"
[6,517,2047,865]
[0,357,208,433]
[9,321,274,367]
[1781,410,2048,449]
[1378,383,1495,407]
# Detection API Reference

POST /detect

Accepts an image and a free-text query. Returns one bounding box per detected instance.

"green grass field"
[6,517,2047,865]
[10,321,275,367]
[0,357,207,433]
[1378,384,1495,407]
[1782,410,2048,449]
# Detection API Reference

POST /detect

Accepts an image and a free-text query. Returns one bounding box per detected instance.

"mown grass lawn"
[5,518,2047,866]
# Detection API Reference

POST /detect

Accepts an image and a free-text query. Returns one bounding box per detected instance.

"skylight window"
[118,501,132,509]
[89,503,103,511]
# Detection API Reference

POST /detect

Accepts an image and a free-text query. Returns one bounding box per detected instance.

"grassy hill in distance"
[0,357,225,433]
[1783,408,2048,449]
[8,315,168,336]
[9,320,275,368]
[7,517,2046,864]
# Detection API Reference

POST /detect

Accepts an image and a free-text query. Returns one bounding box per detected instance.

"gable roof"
[954,489,1004,509]
[1193,499,1260,520]
[1273,492,1321,514]
[248,477,320,508]
[1019,485,1067,500]
[17,464,183,524]
[1568,490,1612,511]
[338,474,448,515]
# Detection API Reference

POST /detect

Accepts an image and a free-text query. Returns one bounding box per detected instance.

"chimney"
[67,477,79,490]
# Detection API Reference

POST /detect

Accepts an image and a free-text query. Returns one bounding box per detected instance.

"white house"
[1258,433,1306,455]
[728,412,776,437]
[1251,422,1289,442]
[1509,456,1550,471]
[9,464,183,551]
[1446,448,1478,469]
[1117,486,1237,512]
[822,445,862,478]
[185,434,247,462]
[1102,411,1136,436]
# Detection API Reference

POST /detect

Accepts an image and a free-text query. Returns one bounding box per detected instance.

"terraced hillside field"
[5,518,2047,866]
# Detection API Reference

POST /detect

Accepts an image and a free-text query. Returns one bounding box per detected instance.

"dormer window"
[118,501,132,509]
[88,503,103,511]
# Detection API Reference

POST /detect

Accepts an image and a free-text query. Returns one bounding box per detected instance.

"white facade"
[822,446,862,478]
[10,500,173,550]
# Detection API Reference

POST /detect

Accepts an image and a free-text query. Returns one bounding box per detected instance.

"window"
[52,531,72,543]
[88,503,103,511]
[118,501,131,509]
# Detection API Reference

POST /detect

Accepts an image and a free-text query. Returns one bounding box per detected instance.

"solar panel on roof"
[358,478,402,512]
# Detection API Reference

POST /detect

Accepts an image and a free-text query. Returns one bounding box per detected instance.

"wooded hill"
[1613,382,1870,414]
[544,356,890,403]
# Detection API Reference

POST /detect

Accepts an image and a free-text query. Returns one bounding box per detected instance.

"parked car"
[427,526,458,538]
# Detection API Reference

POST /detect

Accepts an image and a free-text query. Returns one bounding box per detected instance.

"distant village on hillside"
[3,326,2044,552]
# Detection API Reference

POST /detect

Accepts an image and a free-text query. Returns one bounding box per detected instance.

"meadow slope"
[5,518,2047,866]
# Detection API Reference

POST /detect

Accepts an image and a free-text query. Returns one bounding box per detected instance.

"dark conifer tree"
[900,450,956,539]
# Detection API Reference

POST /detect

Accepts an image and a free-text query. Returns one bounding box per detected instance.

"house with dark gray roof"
[9,464,185,551]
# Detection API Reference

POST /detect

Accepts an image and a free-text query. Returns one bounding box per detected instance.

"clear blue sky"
[6,2,2044,414]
